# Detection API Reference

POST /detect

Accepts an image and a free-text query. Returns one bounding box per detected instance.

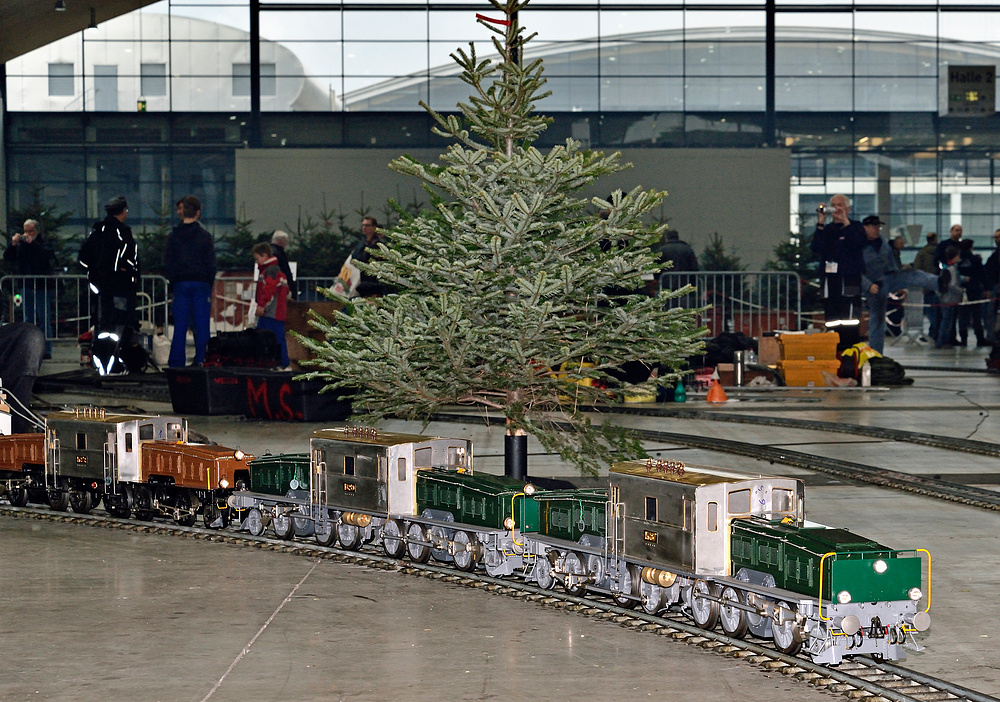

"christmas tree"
[300,0,704,476]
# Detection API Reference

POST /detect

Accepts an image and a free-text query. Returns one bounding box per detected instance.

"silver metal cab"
[45,410,187,484]
[309,428,472,516]
[610,460,804,576]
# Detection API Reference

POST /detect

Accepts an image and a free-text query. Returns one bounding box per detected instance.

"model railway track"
[430,412,1000,511]
[606,406,1000,460]
[1,503,994,702]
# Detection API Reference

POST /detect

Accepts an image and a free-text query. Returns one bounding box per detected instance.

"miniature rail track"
[430,412,1000,511]
[2,503,996,702]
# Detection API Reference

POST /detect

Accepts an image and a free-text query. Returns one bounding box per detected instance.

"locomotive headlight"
[504,517,514,529]
[219,478,230,489]
[908,587,923,601]
[523,483,536,496]
[837,590,852,604]
[234,449,245,461]
[873,559,888,574]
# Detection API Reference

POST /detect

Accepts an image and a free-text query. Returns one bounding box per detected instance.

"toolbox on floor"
[778,332,839,361]
[166,367,247,415]
[776,359,842,387]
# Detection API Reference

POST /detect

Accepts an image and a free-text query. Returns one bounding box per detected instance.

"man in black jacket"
[3,219,56,358]
[165,196,217,367]
[811,194,867,350]
[79,196,139,375]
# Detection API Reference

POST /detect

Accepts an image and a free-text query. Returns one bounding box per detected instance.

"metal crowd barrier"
[1,274,169,341]
[659,270,803,337]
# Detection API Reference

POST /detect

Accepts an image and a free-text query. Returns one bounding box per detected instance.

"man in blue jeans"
[165,196,216,367]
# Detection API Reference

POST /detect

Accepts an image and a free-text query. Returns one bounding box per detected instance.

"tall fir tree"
[300,0,704,476]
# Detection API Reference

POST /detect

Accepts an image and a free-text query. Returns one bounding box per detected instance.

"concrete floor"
[3,339,999,700]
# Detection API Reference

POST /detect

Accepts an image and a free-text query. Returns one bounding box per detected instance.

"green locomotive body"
[532,489,608,543]
[248,453,310,496]
[731,517,923,603]
[416,467,539,532]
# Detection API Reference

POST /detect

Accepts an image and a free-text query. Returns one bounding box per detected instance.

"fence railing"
[1,274,170,342]
[3,271,797,343]
[659,270,803,337]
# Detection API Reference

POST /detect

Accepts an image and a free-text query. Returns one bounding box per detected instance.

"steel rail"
[605,405,1000,459]
[2,503,994,702]
[429,412,1000,510]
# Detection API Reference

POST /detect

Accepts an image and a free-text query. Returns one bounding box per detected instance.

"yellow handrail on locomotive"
[819,549,931,622]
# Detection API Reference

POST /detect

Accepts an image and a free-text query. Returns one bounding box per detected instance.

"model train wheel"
[382,519,405,559]
[690,580,721,631]
[640,579,662,614]
[69,489,94,514]
[405,522,430,563]
[47,486,70,512]
[613,565,639,609]
[562,552,587,597]
[173,492,197,527]
[7,486,29,507]
[314,516,336,547]
[771,601,802,655]
[338,522,362,551]
[133,486,155,521]
[203,501,229,529]
[452,531,479,572]
[105,486,133,519]
[535,557,555,590]
[272,512,295,540]
[719,586,749,639]
[245,508,265,537]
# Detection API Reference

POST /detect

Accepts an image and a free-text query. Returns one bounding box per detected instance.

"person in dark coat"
[957,238,986,347]
[0,322,45,433]
[78,196,139,375]
[3,219,57,357]
[165,195,217,367]
[811,194,867,350]
[983,229,1000,343]
[352,216,392,298]
[270,230,297,301]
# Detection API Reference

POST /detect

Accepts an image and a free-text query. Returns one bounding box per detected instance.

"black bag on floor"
[868,356,912,386]
[205,328,281,367]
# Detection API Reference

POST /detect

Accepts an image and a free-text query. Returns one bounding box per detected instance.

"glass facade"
[7,0,1000,249]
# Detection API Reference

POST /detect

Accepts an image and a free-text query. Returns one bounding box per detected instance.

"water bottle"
[674,381,687,403]
[861,361,871,387]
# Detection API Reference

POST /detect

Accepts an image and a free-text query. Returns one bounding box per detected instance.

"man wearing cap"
[811,194,867,350]
[861,215,938,353]
[79,196,139,375]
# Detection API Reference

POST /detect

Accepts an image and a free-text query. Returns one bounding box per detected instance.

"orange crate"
[777,359,842,387]
[778,332,839,361]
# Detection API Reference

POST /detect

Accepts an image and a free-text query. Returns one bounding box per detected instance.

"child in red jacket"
[252,242,290,368]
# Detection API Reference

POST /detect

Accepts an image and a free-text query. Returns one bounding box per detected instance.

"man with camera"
[3,219,56,358]
[811,194,867,350]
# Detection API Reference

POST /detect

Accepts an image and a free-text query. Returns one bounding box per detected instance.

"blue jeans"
[256,315,289,367]
[936,302,959,348]
[866,270,937,354]
[22,283,52,356]
[169,281,212,367]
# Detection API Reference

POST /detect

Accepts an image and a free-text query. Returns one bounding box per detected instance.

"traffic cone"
[706,379,728,403]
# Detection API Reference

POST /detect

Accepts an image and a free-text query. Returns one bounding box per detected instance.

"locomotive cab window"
[728,489,751,514]
[139,424,154,441]
[166,423,183,441]
[772,488,794,517]
[344,455,355,476]
[398,457,407,481]
[707,501,719,532]
[414,447,432,467]
[645,496,657,521]
[124,433,133,453]
[76,433,87,450]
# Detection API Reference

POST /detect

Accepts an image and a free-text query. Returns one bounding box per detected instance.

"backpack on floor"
[868,356,912,386]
